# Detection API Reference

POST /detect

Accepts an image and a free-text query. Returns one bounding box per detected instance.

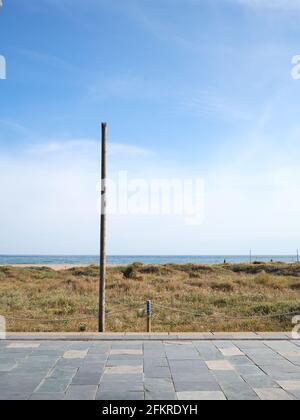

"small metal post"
[146,300,152,333]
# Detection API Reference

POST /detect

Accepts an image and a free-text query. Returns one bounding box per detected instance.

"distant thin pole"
[250,249,252,264]
[297,249,299,263]
[99,123,107,333]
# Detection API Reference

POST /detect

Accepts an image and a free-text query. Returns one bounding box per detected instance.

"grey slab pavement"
[0,336,299,400]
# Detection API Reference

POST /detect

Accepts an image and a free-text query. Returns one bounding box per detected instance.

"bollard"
[146,300,152,333]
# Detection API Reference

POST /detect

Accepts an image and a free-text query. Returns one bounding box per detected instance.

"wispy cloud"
[28,140,97,155]
[87,74,169,103]
[0,119,34,137]
[226,0,300,11]
[21,0,106,33]
[17,48,80,74]
[109,143,154,157]
[176,89,252,122]
[27,139,154,158]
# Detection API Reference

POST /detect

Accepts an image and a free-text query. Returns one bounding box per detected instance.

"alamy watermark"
[0,1,5,78]
[291,55,300,80]
[0,55,6,80]
[97,171,205,226]
[0,316,6,340]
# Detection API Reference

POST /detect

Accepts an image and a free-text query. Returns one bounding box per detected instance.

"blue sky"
[0,0,300,255]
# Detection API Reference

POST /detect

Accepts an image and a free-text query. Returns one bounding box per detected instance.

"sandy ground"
[0,264,123,270]
[0,264,90,271]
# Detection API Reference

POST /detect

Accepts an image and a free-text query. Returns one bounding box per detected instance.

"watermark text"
[291,55,300,80]
[97,171,205,226]
[0,55,6,80]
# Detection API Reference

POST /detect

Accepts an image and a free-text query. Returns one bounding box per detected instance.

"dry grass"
[0,263,299,332]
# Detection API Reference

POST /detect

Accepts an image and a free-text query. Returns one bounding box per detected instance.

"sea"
[0,255,298,265]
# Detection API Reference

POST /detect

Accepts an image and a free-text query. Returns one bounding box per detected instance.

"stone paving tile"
[206,360,234,371]
[219,348,245,357]
[144,366,172,378]
[174,380,221,392]
[77,362,105,371]
[168,360,208,376]
[234,341,268,350]
[88,348,110,355]
[288,390,300,400]
[242,374,279,389]
[260,362,300,376]
[71,371,102,385]
[177,391,226,400]
[0,362,17,372]
[165,351,200,360]
[0,374,44,395]
[264,371,300,381]
[266,341,300,351]
[63,350,88,359]
[277,380,300,391]
[104,365,143,375]
[106,358,142,367]
[254,388,294,401]
[227,356,253,366]
[220,381,260,401]
[30,393,66,400]
[144,358,169,368]
[144,378,175,393]
[0,393,31,400]
[65,385,98,400]
[144,350,166,358]
[145,392,177,400]
[47,367,78,380]
[110,343,143,350]
[7,343,40,349]
[35,378,71,393]
[193,343,224,361]
[107,354,144,362]
[172,372,215,383]
[96,391,145,400]
[99,382,144,392]
[234,364,264,376]
[279,351,300,358]
[86,354,109,362]
[248,357,285,367]
[101,373,144,382]
[212,371,244,384]
[64,343,91,350]
[110,349,143,356]
[55,359,85,369]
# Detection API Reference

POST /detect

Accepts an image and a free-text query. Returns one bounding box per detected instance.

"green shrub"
[122,263,144,279]
[79,323,87,332]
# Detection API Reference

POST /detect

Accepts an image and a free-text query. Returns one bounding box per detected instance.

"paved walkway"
[0,335,300,400]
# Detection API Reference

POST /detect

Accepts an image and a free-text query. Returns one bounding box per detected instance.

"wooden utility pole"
[99,123,107,333]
